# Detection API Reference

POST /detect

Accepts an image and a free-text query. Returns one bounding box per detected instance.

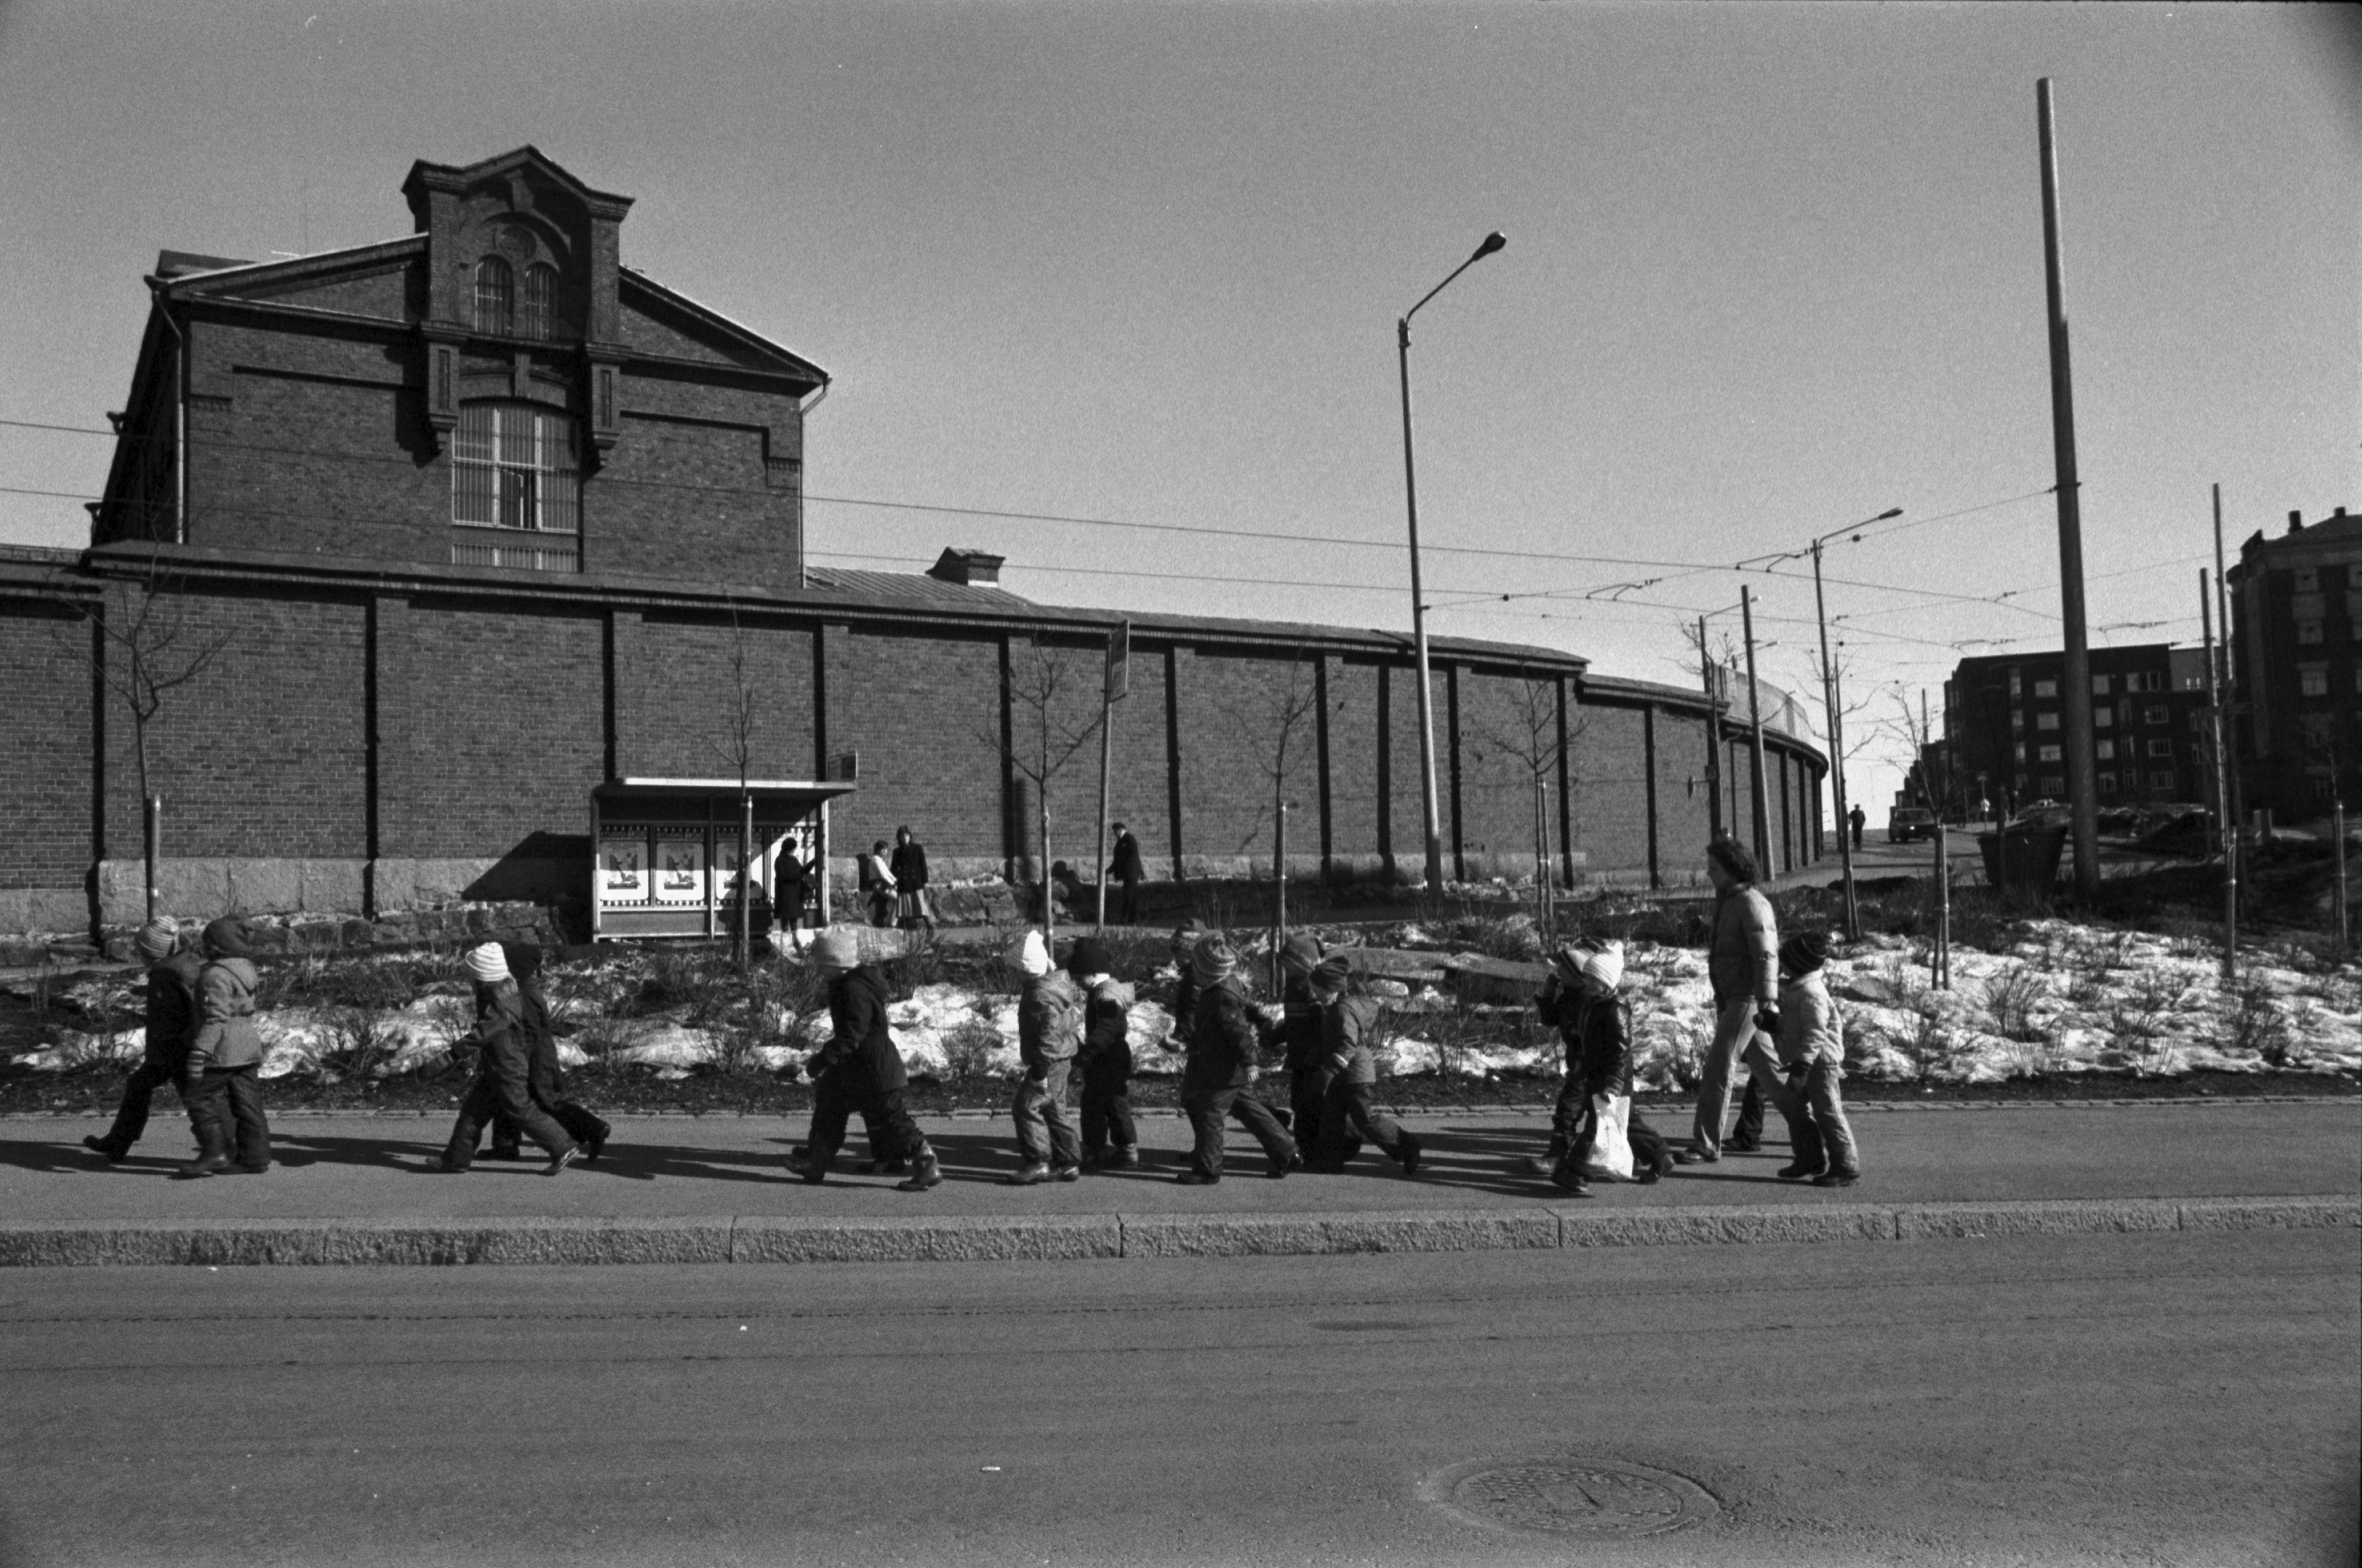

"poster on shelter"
[656,834,707,903]
[598,834,648,903]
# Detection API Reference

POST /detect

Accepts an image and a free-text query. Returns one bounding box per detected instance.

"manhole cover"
[1421,1457,1718,1538]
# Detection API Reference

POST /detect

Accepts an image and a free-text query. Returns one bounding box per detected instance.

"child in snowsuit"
[1769,932,1859,1187]
[1163,918,1206,1056]
[788,929,941,1189]
[86,919,204,1164]
[1008,928,1083,1183]
[1068,936,1139,1169]
[1176,934,1296,1183]
[1540,938,1672,1197]
[1306,955,1420,1175]
[177,918,272,1178]
[1261,933,1326,1159]
[437,943,578,1175]
[487,942,612,1163]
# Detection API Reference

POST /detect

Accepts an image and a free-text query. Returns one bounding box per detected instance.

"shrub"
[940,1019,1006,1086]
[2229,980,2295,1067]
[315,1005,399,1082]
[1979,967,2049,1042]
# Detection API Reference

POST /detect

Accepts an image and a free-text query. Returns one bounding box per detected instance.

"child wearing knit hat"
[434,942,580,1176]
[1773,931,1859,1187]
[1006,928,1084,1183]
[1174,932,1296,1183]
[175,919,271,1178]
[1067,936,1140,1169]
[1303,955,1420,1175]
[1535,937,1672,1196]
[84,919,206,1165]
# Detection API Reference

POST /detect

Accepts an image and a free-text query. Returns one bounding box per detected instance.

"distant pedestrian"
[890,826,935,932]
[176,918,271,1180]
[788,929,940,1189]
[436,942,577,1176]
[1068,936,1139,1170]
[774,839,812,948]
[1678,836,1785,1165]
[860,840,896,928]
[1175,934,1296,1184]
[1006,929,1083,1183]
[1538,939,1670,1197]
[1769,932,1859,1187]
[486,942,611,1164]
[1848,803,1866,850]
[1262,932,1326,1160]
[1107,822,1146,924]
[1305,956,1419,1175]
[85,919,203,1164]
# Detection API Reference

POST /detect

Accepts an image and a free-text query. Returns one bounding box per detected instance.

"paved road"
[2,1228,2354,1567]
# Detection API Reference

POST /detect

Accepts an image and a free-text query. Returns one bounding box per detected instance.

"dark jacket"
[1078,977,1135,1081]
[890,842,930,894]
[185,956,264,1075]
[1183,974,1261,1094]
[1167,971,1200,1051]
[810,965,908,1092]
[1319,993,1386,1086]
[1539,982,1635,1099]
[1017,971,1083,1071]
[1265,972,1325,1072]
[1108,831,1145,883]
[142,951,205,1071]
[516,978,566,1106]
[456,982,534,1090]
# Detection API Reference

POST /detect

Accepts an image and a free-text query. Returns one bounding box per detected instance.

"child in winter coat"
[1261,933,1327,1160]
[436,942,579,1175]
[87,919,205,1164]
[1305,955,1420,1175]
[1067,936,1139,1169]
[1176,934,1296,1183]
[1163,918,1206,1054]
[1539,938,1672,1197]
[176,918,271,1178]
[1770,932,1859,1186]
[1008,928,1083,1183]
[486,942,612,1163]
[788,929,940,1189]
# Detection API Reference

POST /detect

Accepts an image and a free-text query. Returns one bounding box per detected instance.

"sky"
[2,1,2355,823]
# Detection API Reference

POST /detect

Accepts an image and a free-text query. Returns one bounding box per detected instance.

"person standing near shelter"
[1679,836,1786,1165]
[1006,929,1083,1183]
[175,918,272,1179]
[788,929,940,1189]
[1305,955,1419,1175]
[436,943,577,1175]
[1068,935,1139,1170]
[486,942,611,1164]
[1176,934,1296,1184]
[1770,932,1859,1187]
[1848,803,1866,850]
[1107,822,1146,925]
[773,837,811,948]
[890,826,935,932]
[85,919,204,1164]
[860,840,897,928]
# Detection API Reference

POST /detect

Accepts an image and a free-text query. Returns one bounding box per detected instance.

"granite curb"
[0,1195,2350,1268]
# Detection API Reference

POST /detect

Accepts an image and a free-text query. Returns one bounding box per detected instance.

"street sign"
[1106,620,1131,702]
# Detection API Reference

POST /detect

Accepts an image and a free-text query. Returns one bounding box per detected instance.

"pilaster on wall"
[1314,655,1334,879]
[1445,662,1465,884]
[1163,645,1188,881]
[814,622,847,780]
[364,593,411,915]
[608,608,646,779]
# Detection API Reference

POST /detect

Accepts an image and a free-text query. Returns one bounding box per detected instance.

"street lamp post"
[1398,230,1506,903]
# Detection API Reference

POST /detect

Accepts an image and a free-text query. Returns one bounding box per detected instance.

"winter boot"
[1517,1132,1568,1177]
[82,1135,128,1164]
[785,1146,830,1185]
[894,1143,943,1192]
[1396,1131,1423,1177]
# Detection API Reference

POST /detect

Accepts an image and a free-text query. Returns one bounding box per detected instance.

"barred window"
[453,403,579,534]
[474,257,514,334]
[521,263,558,340]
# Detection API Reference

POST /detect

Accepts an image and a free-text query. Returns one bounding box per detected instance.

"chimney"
[928,547,1004,586]
[2288,509,2304,534]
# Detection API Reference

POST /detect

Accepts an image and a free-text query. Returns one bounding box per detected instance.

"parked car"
[1888,806,1938,843]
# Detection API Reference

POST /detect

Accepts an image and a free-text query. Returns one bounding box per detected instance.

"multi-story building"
[2227,506,2362,821]
[1943,643,2211,816]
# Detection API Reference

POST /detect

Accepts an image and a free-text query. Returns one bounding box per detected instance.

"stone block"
[728,1214,1122,1264]
[1118,1209,1557,1258]
[298,859,367,914]
[1555,1204,1895,1249]
[225,859,304,916]
[1893,1200,2180,1240]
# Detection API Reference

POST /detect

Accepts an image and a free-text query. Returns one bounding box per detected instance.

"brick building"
[2227,506,2362,820]
[1943,643,2211,816]
[0,147,1826,938]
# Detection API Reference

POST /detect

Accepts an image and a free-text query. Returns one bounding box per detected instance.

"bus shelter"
[591,777,855,941]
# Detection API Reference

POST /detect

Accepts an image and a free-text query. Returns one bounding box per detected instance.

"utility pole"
[1699,615,1724,842]
[1741,585,1772,872]
[2038,78,2100,900]
[2212,484,2246,914]
[2203,568,2237,984]
[1812,547,1859,937]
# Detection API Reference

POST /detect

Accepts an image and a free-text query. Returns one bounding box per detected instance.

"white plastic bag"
[1580,1091,1636,1181]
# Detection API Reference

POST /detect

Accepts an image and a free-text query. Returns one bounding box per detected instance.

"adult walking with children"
[85,919,204,1165]
[788,929,941,1190]
[176,918,272,1179]
[1679,835,1789,1165]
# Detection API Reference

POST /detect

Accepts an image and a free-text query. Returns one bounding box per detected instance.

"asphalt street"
[2,1227,2355,1568]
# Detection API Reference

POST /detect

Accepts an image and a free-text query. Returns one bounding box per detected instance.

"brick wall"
[623,608,817,782]
[1172,648,1324,875]
[1453,665,1558,877]
[0,594,95,888]
[828,624,1009,866]
[1570,700,1652,877]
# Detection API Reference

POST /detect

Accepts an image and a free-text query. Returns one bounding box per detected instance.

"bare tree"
[1472,665,1586,935]
[983,639,1103,941]
[706,597,760,971]
[58,548,235,923]
[1229,658,1320,978]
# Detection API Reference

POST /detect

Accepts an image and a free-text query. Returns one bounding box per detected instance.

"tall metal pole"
[2038,78,2101,900]
[144,795,161,925]
[1741,586,1772,871]
[2203,568,2236,984]
[2212,484,2246,913]
[2334,797,2349,953]
[1812,542,1859,937]
[1699,615,1724,842]
[1397,233,1505,906]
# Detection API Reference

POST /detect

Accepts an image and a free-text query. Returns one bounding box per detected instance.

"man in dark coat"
[774,841,812,947]
[1106,822,1146,924]
[486,942,611,1163]
[1175,934,1296,1184]
[436,942,577,1175]
[788,929,941,1189]
[85,919,205,1163]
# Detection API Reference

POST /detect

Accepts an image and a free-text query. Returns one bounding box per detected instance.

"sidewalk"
[3,1101,2354,1266]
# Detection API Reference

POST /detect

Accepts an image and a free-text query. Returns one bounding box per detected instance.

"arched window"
[473,256,514,334]
[521,263,558,340]
[452,402,579,535]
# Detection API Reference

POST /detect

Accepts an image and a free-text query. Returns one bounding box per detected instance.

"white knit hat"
[1576,940,1625,993]
[134,918,179,963]
[1007,928,1053,978]
[463,942,511,984]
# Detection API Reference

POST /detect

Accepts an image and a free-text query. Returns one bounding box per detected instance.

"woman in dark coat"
[890,826,934,931]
